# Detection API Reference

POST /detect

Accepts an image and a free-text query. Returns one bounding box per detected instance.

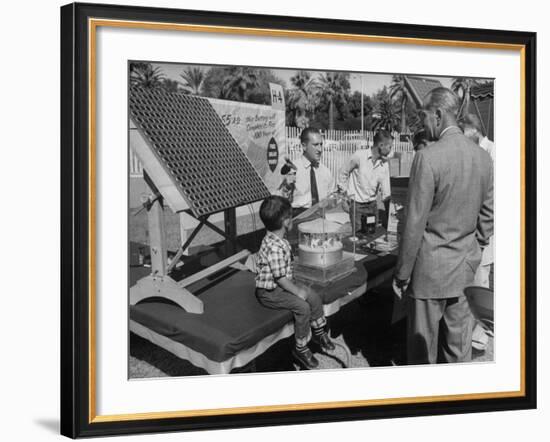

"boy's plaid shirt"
[255,231,293,290]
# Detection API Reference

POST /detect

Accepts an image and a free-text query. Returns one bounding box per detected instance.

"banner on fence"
[208,98,286,193]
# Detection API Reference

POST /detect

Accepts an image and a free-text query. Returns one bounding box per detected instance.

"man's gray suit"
[395,126,493,364]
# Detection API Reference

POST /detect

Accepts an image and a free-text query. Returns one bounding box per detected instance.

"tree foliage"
[451,77,480,118]
[389,75,409,132]
[372,96,400,131]
[316,72,351,130]
[129,62,165,89]
[128,62,442,135]
[285,70,319,128]
[220,67,259,102]
[201,66,285,105]
[246,70,287,105]
[180,66,205,95]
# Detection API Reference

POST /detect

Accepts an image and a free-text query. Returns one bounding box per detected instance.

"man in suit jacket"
[393,88,494,364]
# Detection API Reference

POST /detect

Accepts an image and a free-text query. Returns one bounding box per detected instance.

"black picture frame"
[60,2,537,438]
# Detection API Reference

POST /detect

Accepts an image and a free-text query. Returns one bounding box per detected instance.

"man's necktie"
[310,165,319,206]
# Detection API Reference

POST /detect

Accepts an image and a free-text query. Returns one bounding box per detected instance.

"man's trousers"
[407,295,474,364]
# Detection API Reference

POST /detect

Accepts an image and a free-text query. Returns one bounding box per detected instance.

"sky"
[153,61,454,96]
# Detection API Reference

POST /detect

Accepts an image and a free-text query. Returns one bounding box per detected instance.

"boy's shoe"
[292,347,319,370]
[312,332,336,352]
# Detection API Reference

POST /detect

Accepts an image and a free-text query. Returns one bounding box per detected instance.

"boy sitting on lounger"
[255,195,335,369]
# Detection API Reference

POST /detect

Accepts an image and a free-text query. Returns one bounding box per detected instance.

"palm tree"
[161,78,181,93]
[287,71,319,127]
[129,62,165,89]
[373,98,400,131]
[247,69,288,105]
[452,77,479,118]
[220,67,259,102]
[317,72,350,130]
[389,75,409,133]
[180,66,205,95]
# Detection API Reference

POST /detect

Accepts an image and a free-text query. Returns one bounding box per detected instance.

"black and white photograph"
[56,2,537,438]
[1,0,544,439]
[128,61,496,377]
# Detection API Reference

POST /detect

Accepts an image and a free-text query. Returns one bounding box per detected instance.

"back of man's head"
[423,87,460,118]
[259,195,292,232]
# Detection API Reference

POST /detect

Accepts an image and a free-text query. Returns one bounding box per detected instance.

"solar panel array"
[129,88,270,217]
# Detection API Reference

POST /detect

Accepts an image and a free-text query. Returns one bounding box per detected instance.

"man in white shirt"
[459,113,495,288]
[337,130,393,235]
[460,113,495,162]
[289,128,336,216]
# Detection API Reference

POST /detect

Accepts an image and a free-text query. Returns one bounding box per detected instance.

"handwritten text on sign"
[208,98,286,193]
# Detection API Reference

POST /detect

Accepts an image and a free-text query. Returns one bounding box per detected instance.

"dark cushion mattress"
[130,255,395,363]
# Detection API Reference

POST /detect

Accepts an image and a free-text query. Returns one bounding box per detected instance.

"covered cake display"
[297,218,345,267]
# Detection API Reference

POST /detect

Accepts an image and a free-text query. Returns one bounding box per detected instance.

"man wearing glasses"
[393,87,494,365]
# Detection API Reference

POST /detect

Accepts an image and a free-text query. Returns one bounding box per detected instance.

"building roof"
[404,76,444,107]
[471,82,494,99]
[129,87,270,217]
[468,84,494,140]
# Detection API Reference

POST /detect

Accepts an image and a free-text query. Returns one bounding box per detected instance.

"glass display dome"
[297,219,345,267]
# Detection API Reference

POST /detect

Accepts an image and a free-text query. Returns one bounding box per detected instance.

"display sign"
[208,98,286,193]
[269,82,285,110]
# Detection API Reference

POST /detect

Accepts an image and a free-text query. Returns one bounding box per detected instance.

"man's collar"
[439,125,461,138]
[302,155,319,168]
[369,148,384,167]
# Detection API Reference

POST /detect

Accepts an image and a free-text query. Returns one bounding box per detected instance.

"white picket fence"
[130,127,414,177]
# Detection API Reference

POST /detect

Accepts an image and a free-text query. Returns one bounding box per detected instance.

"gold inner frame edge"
[87,18,527,423]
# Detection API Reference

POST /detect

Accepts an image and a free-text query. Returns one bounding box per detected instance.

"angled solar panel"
[129,87,270,217]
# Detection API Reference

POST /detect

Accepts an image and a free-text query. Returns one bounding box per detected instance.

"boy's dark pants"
[256,286,325,345]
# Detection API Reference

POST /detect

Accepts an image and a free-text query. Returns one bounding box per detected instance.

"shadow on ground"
[329,280,407,367]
